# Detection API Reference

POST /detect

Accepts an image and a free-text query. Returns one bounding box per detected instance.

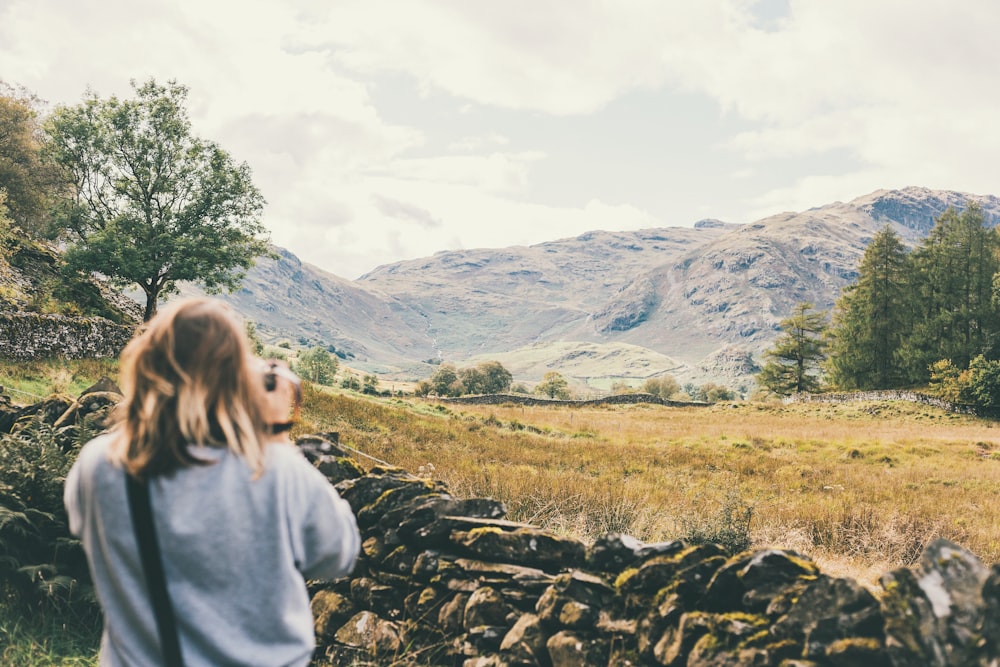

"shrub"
[679,490,754,554]
[0,418,96,622]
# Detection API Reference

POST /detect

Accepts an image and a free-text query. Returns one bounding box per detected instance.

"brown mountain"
[204,187,1000,391]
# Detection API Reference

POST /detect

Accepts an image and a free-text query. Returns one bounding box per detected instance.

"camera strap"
[126,472,186,667]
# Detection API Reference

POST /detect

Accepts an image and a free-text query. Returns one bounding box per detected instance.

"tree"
[535,371,570,399]
[825,227,912,389]
[45,79,269,320]
[757,303,828,396]
[295,346,338,386]
[428,363,462,397]
[966,355,1000,408]
[362,374,379,395]
[244,320,265,356]
[477,361,513,394]
[700,383,735,403]
[903,205,1000,380]
[642,375,680,399]
[0,82,61,236]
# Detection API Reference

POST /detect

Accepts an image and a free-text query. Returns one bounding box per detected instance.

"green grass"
[0,359,118,402]
[0,591,99,666]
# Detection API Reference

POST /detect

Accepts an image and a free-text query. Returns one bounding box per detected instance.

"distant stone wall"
[0,312,135,360]
[303,434,1000,667]
[783,389,986,416]
[437,392,711,409]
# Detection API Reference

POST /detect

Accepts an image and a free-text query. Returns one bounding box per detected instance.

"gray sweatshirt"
[65,433,361,667]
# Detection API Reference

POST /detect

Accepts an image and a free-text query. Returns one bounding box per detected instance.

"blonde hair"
[110,297,270,478]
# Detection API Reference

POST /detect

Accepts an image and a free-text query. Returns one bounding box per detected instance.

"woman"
[65,297,360,666]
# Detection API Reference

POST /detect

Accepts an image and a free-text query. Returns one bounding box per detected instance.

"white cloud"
[3,0,1000,281]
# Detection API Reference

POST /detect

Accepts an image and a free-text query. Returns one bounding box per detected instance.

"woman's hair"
[110,297,271,478]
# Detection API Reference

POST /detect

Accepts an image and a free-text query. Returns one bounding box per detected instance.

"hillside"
[189,187,1000,390]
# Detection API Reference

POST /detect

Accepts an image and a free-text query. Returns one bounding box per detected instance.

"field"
[298,388,1000,586]
[3,366,1000,664]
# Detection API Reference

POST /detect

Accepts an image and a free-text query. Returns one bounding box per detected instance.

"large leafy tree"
[757,302,828,395]
[45,79,269,320]
[826,227,912,389]
[0,82,61,236]
[902,204,1000,379]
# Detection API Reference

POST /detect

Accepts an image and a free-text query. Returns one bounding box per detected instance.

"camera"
[262,361,301,392]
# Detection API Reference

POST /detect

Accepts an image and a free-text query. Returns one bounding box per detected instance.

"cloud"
[4,0,1000,282]
[371,195,441,229]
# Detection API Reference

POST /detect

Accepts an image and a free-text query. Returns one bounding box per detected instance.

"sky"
[3,0,1000,279]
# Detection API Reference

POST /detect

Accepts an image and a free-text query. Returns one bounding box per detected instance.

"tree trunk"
[143,289,159,322]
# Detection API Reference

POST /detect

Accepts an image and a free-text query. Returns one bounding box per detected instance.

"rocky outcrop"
[302,434,1000,667]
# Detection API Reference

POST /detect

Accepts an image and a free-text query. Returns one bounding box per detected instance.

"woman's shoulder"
[75,432,119,469]
[264,441,318,476]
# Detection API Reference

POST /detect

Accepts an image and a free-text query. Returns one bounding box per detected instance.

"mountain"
[201,187,1000,391]
[184,247,436,373]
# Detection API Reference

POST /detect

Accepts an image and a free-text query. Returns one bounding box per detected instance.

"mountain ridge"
[195,186,1000,391]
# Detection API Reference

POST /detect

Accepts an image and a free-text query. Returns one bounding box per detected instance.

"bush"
[679,490,754,554]
[0,418,96,621]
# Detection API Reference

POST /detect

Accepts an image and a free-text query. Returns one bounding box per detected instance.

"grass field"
[3,363,999,663]
[297,388,1000,586]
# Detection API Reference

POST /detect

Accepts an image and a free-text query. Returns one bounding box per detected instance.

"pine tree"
[757,303,828,395]
[902,205,1000,380]
[826,227,911,389]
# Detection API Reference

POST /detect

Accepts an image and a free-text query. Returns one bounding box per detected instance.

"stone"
[772,574,884,660]
[703,549,819,613]
[333,611,402,657]
[617,544,727,607]
[349,578,403,620]
[311,589,356,640]
[682,612,769,666]
[404,586,442,622]
[824,637,890,667]
[335,472,417,515]
[981,564,1000,661]
[499,613,549,665]
[465,625,509,652]
[547,630,610,667]
[440,593,471,634]
[653,611,717,667]
[391,498,508,543]
[880,538,989,667]
[465,586,517,629]
[586,532,650,573]
[414,516,535,547]
[356,479,449,529]
[452,526,586,571]
[380,545,417,577]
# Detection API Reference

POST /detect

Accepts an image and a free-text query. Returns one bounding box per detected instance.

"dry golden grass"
[300,388,1000,586]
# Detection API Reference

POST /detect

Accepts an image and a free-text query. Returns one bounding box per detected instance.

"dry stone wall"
[301,434,1000,667]
[0,312,134,360]
[438,393,710,409]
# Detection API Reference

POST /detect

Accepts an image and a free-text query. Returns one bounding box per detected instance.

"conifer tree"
[826,227,911,389]
[902,204,1000,380]
[757,303,828,395]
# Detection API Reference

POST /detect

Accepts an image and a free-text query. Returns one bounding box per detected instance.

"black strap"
[126,473,185,667]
